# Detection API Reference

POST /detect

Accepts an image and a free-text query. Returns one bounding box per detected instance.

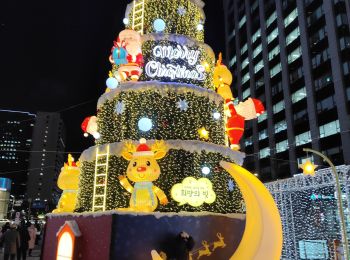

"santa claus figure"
[81,116,100,139]
[213,54,265,150]
[112,29,143,82]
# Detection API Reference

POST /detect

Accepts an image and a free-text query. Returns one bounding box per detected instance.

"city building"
[27,112,66,211]
[0,109,36,196]
[223,0,350,181]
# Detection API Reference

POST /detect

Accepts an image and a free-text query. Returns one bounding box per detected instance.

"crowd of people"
[0,221,40,260]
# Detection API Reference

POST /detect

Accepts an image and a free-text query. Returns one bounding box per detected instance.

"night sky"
[0,0,226,154]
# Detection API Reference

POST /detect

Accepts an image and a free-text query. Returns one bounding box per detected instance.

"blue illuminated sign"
[0,178,11,191]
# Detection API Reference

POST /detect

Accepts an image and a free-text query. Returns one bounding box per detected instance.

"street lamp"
[299,148,349,260]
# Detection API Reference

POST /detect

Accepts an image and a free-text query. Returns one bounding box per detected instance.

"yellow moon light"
[220,161,283,260]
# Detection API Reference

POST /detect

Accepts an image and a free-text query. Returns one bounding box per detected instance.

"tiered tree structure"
[75,0,249,215]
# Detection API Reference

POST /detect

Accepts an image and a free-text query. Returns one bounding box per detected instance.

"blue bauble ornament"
[106,77,119,89]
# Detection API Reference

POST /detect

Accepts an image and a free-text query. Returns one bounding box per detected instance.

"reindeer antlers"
[123,141,137,154]
[151,140,167,153]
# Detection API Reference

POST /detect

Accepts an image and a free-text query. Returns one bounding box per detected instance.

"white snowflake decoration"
[177,6,187,16]
[228,179,235,192]
[177,99,189,112]
[115,101,125,115]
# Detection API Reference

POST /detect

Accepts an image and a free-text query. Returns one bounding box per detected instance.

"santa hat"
[81,116,91,137]
[134,138,154,156]
[251,98,265,115]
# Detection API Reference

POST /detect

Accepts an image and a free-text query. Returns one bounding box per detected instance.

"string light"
[126,0,205,42]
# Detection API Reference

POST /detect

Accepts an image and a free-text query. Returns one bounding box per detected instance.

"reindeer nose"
[137,166,146,172]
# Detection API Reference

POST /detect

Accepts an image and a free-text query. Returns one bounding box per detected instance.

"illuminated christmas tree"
[46,2,286,260]
[75,0,265,214]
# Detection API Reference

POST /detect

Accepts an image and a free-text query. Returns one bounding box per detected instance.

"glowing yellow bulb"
[198,127,209,140]
[202,61,210,72]
[299,160,318,176]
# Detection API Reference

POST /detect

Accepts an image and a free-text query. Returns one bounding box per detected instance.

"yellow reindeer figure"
[197,241,211,259]
[53,154,80,213]
[118,139,168,212]
[212,233,226,251]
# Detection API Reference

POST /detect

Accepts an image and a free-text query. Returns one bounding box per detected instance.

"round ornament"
[153,19,166,32]
[138,117,153,132]
[106,77,119,89]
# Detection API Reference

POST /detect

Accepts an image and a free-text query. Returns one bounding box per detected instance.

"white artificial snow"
[97,81,223,108]
[79,140,245,165]
[48,210,245,221]
[56,220,82,237]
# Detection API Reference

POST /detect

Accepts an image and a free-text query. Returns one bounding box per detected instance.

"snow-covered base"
[79,139,245,165]
[43,210,246,260]
[47,210,246,220]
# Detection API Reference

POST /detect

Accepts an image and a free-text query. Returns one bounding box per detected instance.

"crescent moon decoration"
[220,161,283,260]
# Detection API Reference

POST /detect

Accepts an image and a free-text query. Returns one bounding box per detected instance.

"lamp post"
[300,148,349,259]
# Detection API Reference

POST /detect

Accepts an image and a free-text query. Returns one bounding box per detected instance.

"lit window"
[252,29,261,43]
[253,44,262,58]
[284,8,298,27]
[269,46,280,60]
[57,232,73,260]
[270,63,282,77]
[258,112,268,123]
[319,120,340,138]
[259,147,270,158]
[267,28,279,43]
[286,27,300,45]
[276,140,288,153]
[295,131,312,146]
[229,56,237,68]
[242,88,251,99]
[273,100,285,114]
[258,129,268,140]
[242,72,250,84]
[242,57,249,69]
[288,46,302,63]
[239,15,246,28]
[266,12,277,28]
[245,136,253,147]
[291,87,307,103]
[254,60,264,73]
[274,120,287,133]
[241,43,248,55]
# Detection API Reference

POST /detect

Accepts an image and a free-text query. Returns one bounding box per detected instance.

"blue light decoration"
[106,77,119,89]
[138,117,153,132]
[228,179,235,192]
[115,101,125,115]
[0,178,11,191]
[112,47,128,65]
[177,98,189,112]
[123,17,129,25]
[213,111,221,120]
[153,19,166,32]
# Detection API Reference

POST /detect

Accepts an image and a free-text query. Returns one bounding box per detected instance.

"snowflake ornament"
[115,101,125,115]
[228,179,235,192]
[177,6,187,16]
[177,98,189,112]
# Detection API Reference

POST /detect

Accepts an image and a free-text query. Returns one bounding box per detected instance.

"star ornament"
[198,127,209,140]
[115,101,125,115]
[177,6,187,16]
[177,98,189,112]
[228,179,235,192]
[299,160,318,176]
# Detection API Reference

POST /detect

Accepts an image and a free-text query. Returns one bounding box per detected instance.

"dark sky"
[0,0,226,154]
